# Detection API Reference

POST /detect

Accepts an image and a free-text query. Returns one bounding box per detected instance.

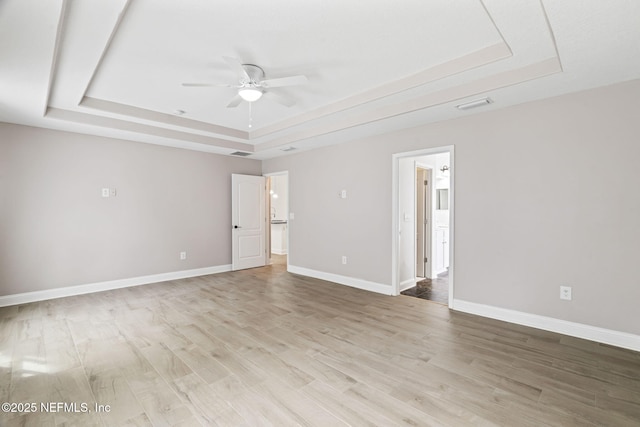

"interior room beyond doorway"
[268,173,288,264]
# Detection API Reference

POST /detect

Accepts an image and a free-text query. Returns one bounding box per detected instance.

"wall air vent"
[280,147,297,152]
[230,151,251,157]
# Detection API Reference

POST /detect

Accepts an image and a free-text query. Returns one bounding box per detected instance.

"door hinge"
[424,257,428,263]
[424,180,428,186]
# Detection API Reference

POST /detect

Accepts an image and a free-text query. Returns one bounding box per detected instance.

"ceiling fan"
[182,56,308,108]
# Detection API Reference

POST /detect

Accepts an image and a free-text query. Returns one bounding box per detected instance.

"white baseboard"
[452,299,640,352]
[288,265,393,295]
[0,265,232,308]
[400,279,416,292]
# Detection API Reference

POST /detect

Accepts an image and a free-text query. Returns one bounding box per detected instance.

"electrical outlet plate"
[180,251,187,260]
[341,256,347,264]
[101,188,110,198]
[560,286,572,300]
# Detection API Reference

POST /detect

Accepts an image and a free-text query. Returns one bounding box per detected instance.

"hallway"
[401,271,449,304]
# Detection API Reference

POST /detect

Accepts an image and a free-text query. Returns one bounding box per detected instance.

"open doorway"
[415,166,432,279]
[265,172,289,267]
[404,153,450,303]
[392,147,454,306]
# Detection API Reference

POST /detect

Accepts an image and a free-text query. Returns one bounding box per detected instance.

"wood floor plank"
[225,386,298,426]
[277,349,358,393]
[170,373,231,424]
[88,367,147,426]
[3,413,57,427]
[127,372,197,426]
[240,346,313,389]
[251,378,350,426]
[539,388,639,426]
[139,343,193,384]
[48,367,105,427]
[176,324,267,388]
[344,380,447,426]
[0,255,638,425]
[172,344,230,384]
[300,379,394,426]
[119,413,154,427]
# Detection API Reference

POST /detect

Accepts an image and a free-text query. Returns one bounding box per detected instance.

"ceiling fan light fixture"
[238,87,263,102]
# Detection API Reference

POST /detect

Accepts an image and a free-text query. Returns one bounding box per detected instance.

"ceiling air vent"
[456,97,493,111]
[280,146,297,152]
[230,151,251,157]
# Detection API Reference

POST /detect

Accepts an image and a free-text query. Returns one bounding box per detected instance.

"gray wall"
[0,124,261,296]
[2,79,638,336]
[263,79,640,335]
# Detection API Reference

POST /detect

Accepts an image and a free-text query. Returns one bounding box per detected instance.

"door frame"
[391,146,455,307]
[263,171,289,270]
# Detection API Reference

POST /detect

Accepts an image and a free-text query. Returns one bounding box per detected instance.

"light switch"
[340,190,347,199]
[289,212,295,220]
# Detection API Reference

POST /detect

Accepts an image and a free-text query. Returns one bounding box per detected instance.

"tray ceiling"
[1,0,639,159]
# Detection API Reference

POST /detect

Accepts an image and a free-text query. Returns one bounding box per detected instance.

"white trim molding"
[0,265,232,307]
[400,279,416,292]
[288,265,393,296]
[452,299,640,352]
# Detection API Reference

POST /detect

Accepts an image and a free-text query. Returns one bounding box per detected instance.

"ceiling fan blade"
[226,94,243,108]
[181,83,232,87]
[266,91,296,107]
[223,56,250,81]
[260,75,308,88]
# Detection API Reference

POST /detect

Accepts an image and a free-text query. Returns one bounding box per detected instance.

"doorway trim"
[391,145,455,307]
[264,170,290,271]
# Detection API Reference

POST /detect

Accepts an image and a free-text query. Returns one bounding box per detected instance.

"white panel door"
[232,174,266,271]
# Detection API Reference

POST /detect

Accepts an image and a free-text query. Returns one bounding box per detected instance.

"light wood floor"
[1,260,639,426]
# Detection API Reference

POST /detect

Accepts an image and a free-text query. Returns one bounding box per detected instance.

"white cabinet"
[435,227,449,274]
[271,222,287,255]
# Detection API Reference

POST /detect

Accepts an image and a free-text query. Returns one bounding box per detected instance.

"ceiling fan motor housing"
[241,64,265,87]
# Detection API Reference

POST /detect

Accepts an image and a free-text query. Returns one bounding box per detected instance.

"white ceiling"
[1,0,639,160]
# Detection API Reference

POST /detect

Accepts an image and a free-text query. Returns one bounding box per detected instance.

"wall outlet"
[180,251,187,260]
[560,286,572,300]
[340,190,347,199]
[342,256,347,265]
[101,188,110,198]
